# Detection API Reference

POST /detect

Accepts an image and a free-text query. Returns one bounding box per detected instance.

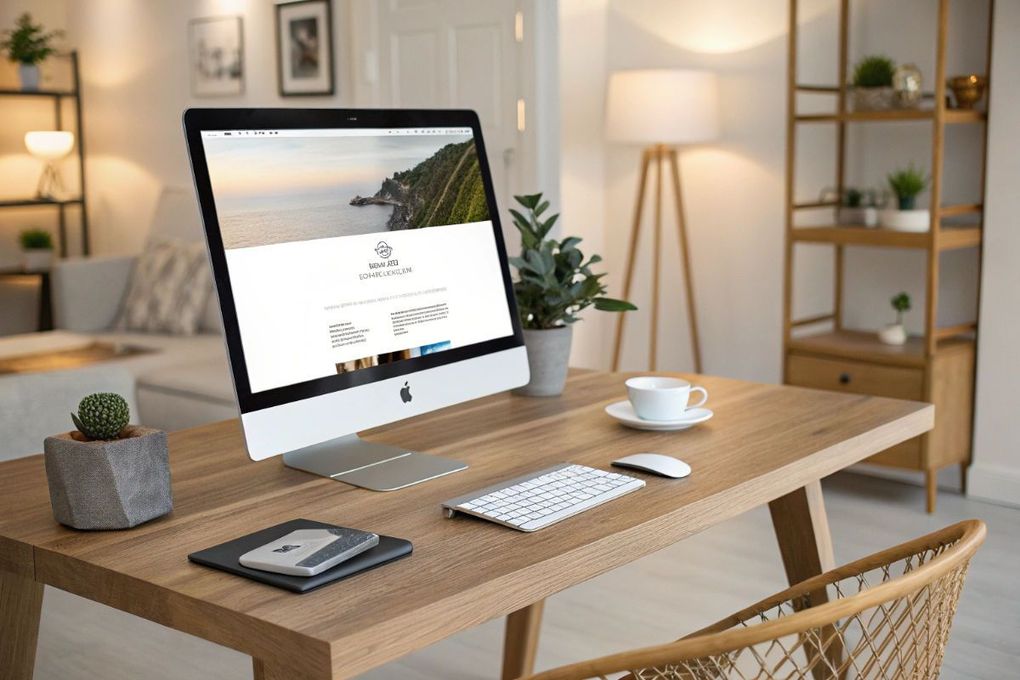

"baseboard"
[849,462,961,491]
[967,463,1020,508]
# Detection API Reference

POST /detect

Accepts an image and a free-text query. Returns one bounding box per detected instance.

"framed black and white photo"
[188,16,244,97]
[275,0,335,97]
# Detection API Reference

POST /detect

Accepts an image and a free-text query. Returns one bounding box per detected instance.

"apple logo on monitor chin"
[400,381,412,403]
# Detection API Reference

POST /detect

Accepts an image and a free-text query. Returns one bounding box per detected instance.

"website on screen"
[201,127,514,394]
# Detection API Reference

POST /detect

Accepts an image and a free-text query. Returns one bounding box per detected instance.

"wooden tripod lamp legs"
[611,144,703,374]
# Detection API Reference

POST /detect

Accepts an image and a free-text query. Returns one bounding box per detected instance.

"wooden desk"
[0,371,932,680]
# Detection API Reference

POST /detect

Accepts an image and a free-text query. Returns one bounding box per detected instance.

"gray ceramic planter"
[515,326,573,397]
[43,427,173,530]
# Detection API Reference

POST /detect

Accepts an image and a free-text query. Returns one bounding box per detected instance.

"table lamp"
[25,130,75,200]
[606,69,719,373]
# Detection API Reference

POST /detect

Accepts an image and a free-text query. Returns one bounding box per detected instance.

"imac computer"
[183,108,529,490]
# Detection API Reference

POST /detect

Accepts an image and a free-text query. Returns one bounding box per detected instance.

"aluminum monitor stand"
[282,434,466,491]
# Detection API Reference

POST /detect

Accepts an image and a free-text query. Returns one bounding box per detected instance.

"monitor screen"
[198,125,516,397]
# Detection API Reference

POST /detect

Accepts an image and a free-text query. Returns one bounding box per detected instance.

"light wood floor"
[33,472,1020,679]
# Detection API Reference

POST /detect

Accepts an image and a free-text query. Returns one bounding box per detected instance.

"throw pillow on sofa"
[117,240,212,335]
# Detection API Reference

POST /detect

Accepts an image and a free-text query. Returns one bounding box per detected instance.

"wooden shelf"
[0,198,83,208]
[795,109,986,124]
[0,88,77,98]
[790,225,981,250]
[788,330,975,368]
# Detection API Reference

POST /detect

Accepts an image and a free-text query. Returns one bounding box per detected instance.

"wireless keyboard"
[442,463,645,532]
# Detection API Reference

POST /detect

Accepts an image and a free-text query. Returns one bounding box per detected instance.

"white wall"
[970,1,1020,508]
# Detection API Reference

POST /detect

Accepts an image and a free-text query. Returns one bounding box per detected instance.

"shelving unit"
[1,51,90,257]
[782,0,993,512]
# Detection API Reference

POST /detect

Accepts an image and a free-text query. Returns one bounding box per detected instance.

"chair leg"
[0,570,44,680]
[926,469,937,514]
[769,481,845,680]
[959,462,968,495]
[502,600,545,680]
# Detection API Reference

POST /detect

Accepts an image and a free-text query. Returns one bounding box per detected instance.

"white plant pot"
[880,209,930,232]
[837,206,879,227]
[878,323,907,346]
[21,248,54,272]
[18,63,40,91]
[851,86,896,111]
[514,326,573,397]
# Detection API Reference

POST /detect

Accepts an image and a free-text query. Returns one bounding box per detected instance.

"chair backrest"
[524,520,986,680]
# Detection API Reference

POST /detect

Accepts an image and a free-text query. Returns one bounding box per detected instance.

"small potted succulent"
[878,292,911,346]
[18,227,54,272]
[44,393,172,530]
[836,187,883,227]
[0,13,62,91]
[851,55,896,111]
[881,164,930,232]
[509,193,636,396]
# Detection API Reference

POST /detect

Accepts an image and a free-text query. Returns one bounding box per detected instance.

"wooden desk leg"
[769,481,844,680]
[502,600,545,680]
[0,571,44,680]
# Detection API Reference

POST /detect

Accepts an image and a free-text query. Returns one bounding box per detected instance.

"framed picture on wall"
[188,16,244,97]
[275,0,335,97]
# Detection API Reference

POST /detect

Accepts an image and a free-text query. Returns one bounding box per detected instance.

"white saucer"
[604,401,714,431]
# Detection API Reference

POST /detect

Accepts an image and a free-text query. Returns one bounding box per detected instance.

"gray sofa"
[48,187,237,433]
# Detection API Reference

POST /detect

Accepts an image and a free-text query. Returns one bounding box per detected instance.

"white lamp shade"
[605,69,720,145]
[25,131,75,160]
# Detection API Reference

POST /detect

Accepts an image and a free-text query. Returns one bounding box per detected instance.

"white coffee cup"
[625,376,708,421]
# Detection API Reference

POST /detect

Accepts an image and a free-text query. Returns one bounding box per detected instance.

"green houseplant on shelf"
[878,292,911,346]
[881,164,931,232]
[18,227,54,272]
[1,13,63,91]
[851,55,896,111]
[509,193,636,396]
[44,392,172,530]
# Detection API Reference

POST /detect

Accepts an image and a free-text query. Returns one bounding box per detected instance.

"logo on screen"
[375,241,393,259]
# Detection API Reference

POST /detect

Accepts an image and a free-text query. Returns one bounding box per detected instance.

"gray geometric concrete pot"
[43,427,173,530]
[514,326,573,397]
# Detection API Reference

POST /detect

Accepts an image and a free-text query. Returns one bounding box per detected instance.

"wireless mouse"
[612,453,692,479]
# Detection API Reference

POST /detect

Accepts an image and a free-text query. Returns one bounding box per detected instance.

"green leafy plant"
[890,292,911,325]
[18,228,53,250]
[845,188,863,208]
[71,393,130,441]
[1,13,62,65]
[852,55,895,88]
[887,164,930,210]
[509,193,636,330]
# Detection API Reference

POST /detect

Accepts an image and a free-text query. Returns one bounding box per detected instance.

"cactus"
[71,392,130,440]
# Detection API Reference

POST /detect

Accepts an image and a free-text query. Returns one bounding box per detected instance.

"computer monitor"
[183,108,529,490]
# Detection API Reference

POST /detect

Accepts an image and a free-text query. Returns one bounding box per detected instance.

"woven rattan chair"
[523,520,986,680]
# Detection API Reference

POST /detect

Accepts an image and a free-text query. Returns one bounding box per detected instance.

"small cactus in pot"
[71,392,130,440]
[44,392,172,530]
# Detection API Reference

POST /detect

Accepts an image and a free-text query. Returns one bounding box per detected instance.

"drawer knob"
[838,372,851,385]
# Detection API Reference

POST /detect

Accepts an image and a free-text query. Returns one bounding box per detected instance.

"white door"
[373,0,525,243]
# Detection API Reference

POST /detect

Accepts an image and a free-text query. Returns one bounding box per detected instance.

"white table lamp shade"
[25,131,75,160]
[606,69,719,145]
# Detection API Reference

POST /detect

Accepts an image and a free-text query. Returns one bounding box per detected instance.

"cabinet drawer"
[787,354,924,401]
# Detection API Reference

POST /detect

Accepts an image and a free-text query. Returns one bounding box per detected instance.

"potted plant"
[509,193,636,396]
[881,164,930,232]
[878,292,911,345]
[0,13,62,91]
[44,392,173,530]
[18,227,54,271]
[851,55,896,111]
[836,187,883,227]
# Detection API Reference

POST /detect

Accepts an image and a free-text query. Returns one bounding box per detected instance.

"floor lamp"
[606,69,719,373]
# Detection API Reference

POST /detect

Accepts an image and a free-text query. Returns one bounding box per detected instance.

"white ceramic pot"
[837,206,879,227]
[21,248,53,272]
[514,326,573,397]
[878,323,907,346]
[18,63,40,91]
[880,209,930,232]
